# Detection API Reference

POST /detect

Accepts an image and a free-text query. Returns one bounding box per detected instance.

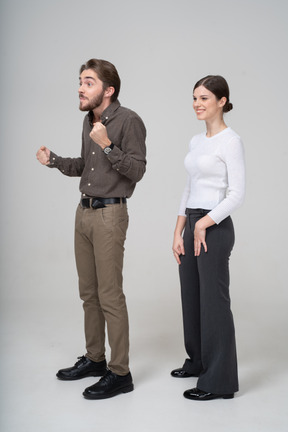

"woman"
[171,75,245,401]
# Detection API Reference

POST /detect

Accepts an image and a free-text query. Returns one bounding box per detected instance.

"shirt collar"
[88,100,121,126]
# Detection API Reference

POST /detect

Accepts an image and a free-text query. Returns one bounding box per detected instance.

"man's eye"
[87,82,93,87]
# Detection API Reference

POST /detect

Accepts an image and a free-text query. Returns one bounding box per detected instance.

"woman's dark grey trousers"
[179,208,239,394]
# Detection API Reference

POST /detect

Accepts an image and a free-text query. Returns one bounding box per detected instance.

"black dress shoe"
[56,356,107,380]
[183,387,234,401]
[171,368,197,378]
[83,370,134,399]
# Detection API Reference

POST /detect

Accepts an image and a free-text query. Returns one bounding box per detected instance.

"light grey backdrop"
[1,0,287,431]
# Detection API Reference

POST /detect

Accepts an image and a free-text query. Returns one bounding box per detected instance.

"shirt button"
[88,183,91,186]
[92,152,95,155]
[91,168,94,171]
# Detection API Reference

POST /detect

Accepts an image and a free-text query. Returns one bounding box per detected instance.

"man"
[36,59,146,399]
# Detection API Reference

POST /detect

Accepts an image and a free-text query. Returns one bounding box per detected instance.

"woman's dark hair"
[80,59,121,102]
[194,75,233,113]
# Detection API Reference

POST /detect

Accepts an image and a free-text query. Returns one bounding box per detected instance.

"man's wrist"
[103,142,114,155]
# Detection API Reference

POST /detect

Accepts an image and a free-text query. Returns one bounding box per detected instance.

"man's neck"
[92,100,112,123]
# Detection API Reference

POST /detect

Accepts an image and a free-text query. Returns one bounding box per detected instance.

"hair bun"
[224,101,233,113]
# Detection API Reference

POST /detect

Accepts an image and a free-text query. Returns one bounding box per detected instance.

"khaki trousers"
[74,202,129,376]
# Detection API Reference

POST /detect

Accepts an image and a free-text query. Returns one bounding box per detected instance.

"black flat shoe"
[171,368,198,378]
[184,387,234,401]
[56,356,107,380]
[83,370,134,399]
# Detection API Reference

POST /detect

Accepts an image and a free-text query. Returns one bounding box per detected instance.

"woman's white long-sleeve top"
[178,127,245,224]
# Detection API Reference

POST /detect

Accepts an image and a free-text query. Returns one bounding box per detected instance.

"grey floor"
[1,292,287,432]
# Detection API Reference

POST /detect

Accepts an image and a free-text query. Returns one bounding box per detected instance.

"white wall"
[1,0,287,384]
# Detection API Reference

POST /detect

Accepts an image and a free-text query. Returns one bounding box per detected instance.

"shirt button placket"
[89,151,95,186]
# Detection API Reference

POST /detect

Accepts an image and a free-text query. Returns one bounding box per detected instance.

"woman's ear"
[219,97,227,108]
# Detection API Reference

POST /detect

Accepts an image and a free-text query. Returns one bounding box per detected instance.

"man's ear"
[105,86,115,98]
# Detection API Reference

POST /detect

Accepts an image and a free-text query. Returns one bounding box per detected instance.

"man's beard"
[79,89,105,112]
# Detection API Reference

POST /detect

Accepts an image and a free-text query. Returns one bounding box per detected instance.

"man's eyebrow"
[79,76,96,82]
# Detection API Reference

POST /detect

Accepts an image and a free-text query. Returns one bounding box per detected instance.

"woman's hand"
[194,221,207,256]
[193,214,215,256]
[172,233,185,264]
[172,216,187,264]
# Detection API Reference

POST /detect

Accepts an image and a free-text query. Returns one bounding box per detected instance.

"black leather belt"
[81,197,127,209]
